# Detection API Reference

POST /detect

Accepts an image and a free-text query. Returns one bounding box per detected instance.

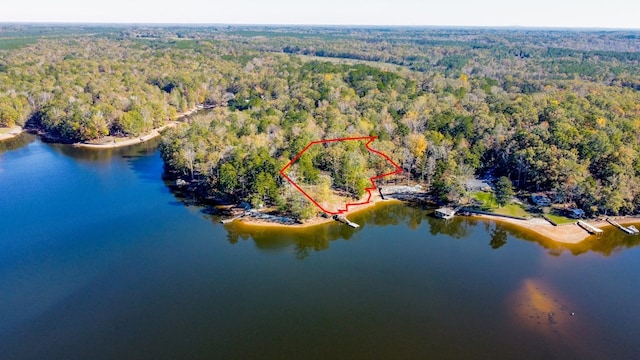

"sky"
[1,0,639,29]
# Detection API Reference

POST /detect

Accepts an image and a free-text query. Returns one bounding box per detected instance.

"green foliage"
[3,25,640,216]
[0,38,37,50]
[219,163,238,195]
[0,99,20,127]
[116,110,145,137]
[495,177,515,207]
[437,55,468,72]
[290,191,317,220]
[298,153,320,184]
[345,64,401,96]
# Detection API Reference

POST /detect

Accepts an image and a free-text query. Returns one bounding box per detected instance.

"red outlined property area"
[279,136,402,215]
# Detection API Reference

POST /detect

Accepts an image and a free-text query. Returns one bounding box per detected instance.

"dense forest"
[2,25,640,218]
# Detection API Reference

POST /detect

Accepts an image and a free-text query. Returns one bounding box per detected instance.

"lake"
[1,135,640,359]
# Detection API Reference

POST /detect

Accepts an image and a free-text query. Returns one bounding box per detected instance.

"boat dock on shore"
[577,220,604,235]
[606,218,639,234]
[221,213,246,224]
[334,215,360,228]
[434,206,463,220]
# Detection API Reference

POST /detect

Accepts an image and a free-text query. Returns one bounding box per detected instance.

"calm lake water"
[1,135,640,359]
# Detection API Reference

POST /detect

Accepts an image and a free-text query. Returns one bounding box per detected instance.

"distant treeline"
[1,25,640,217]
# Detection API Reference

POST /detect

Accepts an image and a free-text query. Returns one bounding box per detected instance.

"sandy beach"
[73,107,201,149]
[236,193,401,229]
[469,214,596,244]
[0,126,23,142]
[74,122,178,149]
[468,213,640,244]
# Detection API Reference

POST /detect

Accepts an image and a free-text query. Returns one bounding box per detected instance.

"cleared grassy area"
[471,191,531,218]
[494,204,530,218]
[545,213,576,225]
[472,191,494,208]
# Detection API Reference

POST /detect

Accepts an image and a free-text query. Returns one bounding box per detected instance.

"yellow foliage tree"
[406,133,427,158]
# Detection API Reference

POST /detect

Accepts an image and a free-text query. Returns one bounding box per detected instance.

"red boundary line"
[279,136,403,215]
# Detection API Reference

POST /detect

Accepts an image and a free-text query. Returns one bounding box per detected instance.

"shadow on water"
[47,137,161,163]
[0,133,36,154]
[44,138,166,185]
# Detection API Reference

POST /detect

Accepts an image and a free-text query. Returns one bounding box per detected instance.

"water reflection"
[47,137,161,163]
[223,207,640,259]
[224,217,359,260]
[159,169,640,258]
[217,203,483,259]
[0,133,36,154]
[163,172,640,259]
[490,226,508,249]
[483,219,640,257]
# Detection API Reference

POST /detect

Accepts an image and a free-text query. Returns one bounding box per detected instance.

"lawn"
[545,212,576,225]
[494,204,530,218]
[471,191,531,218]
[471,191,494,208]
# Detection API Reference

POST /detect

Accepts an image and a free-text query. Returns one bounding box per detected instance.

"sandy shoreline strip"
[74,122,178,149]
[239,196,640,244]
[469,214,596,244]
[236,194,400,229]
[73,107,201,149]
[0,126,24,142]
[469,213,640,244]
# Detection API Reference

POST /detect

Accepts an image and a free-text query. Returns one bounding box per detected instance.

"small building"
[567,208,585,219]
[531,194,551,207]
[435,207,456,220]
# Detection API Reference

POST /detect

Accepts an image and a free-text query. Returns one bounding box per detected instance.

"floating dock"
[606,218,639,234]
[577,220,603,235]
[334,215,360,228]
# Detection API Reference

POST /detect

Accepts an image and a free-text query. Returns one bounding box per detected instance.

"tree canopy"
[2,25,640,216]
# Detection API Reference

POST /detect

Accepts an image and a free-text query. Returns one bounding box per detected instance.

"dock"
[221,213,245,224]
[606,218,639,234]
[434,206,463,220]
[577,220,604,235]
[334,215,360,228]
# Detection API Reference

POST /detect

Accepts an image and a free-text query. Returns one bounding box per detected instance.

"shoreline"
[237,195,640,244]
[235,194,401,229]
[73,122,178,149]
[73,107,201,149]
[0,126,24,142]
[469,214,594,244]
[469,213,640,244]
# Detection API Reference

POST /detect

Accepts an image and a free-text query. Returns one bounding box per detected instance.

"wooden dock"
[220,213,246,224]
[606,218,639,234]
[334,215,360,228]
[577,220,603,235]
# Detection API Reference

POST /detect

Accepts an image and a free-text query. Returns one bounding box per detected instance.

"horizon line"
[1,21,639,32]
